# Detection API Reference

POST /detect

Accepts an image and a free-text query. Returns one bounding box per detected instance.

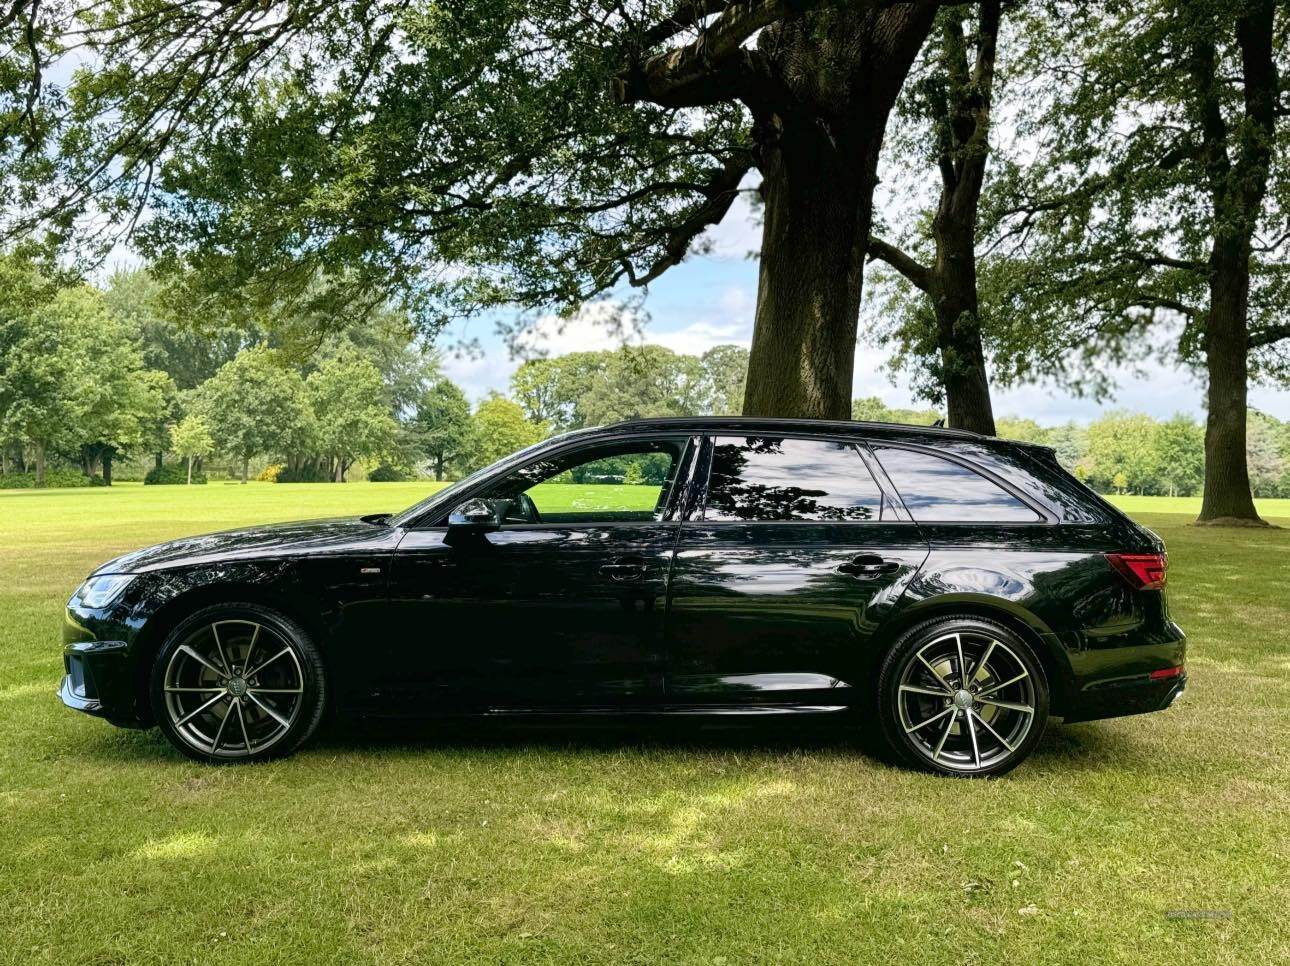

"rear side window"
[873,446,1041,523]
[705,436,884,522]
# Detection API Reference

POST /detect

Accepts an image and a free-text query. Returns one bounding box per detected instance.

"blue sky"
[439,195,1290,424]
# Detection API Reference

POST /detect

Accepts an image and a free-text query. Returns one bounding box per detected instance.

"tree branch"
[1248,324,1290,349]
[867,236,933,292]
[622,152,753,287]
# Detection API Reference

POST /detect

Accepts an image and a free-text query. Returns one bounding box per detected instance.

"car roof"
[593,415,985,442]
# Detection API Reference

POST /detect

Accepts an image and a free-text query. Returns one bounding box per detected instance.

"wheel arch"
[871,596,1071,715]
[129,573,332,724]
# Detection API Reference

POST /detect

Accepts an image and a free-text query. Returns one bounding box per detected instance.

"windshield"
[388,429,590,528]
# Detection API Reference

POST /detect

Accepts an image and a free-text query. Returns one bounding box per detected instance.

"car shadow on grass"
[68,713,1144,773]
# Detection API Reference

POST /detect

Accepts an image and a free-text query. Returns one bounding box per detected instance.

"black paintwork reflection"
[665,523,930,704]
[705,437,883,522]
[384,524,676,710]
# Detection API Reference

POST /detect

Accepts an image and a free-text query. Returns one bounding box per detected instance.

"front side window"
[704,436,884,522]
[873,446,1041,523]
[475,437,689,524]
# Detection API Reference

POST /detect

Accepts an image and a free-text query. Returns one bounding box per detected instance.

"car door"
[663,434,929,709]
[377,434,699,712]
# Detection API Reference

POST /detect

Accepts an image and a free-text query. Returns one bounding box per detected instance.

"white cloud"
[699,187,762,260]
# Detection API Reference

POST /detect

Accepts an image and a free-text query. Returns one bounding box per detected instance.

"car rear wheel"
[877,617,1049,777]
[150,602,326,763]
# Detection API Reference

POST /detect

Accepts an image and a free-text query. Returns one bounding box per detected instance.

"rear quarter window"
[872,446,1042,523]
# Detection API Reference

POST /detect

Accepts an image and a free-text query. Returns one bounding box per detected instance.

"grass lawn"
[2,483,1288,964]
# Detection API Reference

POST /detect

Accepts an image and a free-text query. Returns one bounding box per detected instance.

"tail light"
[1106,552,1167,590]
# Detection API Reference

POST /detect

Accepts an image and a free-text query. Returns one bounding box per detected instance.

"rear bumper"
[1062,672,1186,723]
[1062,617,1187,723]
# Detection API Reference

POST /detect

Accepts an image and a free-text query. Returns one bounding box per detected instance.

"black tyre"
[877,616,1049,777]
[150,602,327,763]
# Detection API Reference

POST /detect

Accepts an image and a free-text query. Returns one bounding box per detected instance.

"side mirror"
[447,498,501,532]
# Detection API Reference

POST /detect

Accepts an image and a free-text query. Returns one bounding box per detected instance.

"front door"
[664,435,929,709]
[382,435,697,711]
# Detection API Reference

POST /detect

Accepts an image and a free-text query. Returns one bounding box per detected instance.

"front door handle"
[838,554,900,578]
[600,555,647,581]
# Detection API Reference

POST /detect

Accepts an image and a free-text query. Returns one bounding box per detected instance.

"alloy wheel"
[161,619,305,759]
[895,630,1037,774]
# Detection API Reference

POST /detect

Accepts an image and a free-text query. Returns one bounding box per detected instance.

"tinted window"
[874,447,1040,522]
[478,438,687,524]
[705,437,883,522]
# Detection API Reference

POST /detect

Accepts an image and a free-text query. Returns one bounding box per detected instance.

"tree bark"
[738,3,940,419]
[744,120,875,418]
[34,440,46,487]
[335,459,344,483]
[187,455,193,484]
[241,457,249,484]
[1197,240,1264,524]
[102,448,114,486]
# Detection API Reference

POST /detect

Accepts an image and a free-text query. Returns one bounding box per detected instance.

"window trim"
[407,432,701,530]
[694,432,905,526]
[864,441,1058,526]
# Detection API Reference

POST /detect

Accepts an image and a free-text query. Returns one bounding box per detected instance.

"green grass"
[2,483,1288,964]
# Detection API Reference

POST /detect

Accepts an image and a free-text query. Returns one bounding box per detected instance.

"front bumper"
[59,633,148,727]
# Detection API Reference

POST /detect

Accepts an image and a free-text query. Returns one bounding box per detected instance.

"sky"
[435,193,1289,425]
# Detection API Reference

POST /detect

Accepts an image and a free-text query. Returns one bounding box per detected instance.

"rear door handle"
[838,554,901,578]
[600,555,647,581]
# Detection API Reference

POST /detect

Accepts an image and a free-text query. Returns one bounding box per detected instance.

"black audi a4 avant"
[60,417,1186,775]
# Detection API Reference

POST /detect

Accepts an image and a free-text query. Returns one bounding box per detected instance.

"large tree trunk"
[241,457,250,484]
[1198,241,1264,525]
[933,223,996,435]
[34,440,46,487]
[741,4,940,419]
[187,456,193,485]
[102,448,114,486]
[743,123,877,419]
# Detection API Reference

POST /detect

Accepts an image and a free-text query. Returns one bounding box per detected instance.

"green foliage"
[306,350,398,481]
[193,347,317,473]
[144,462,206,485]
[368,463,414,482]
[510,344,749,431]
[0,469,96,489]
[463,396,545,473]
[415,378,472,480]
[850,396,943,426]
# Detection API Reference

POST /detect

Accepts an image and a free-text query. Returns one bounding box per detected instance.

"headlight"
[74,574,137,609]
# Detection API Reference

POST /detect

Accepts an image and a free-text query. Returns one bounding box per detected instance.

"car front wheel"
[877,617,1049,777]
[150,602,326,763]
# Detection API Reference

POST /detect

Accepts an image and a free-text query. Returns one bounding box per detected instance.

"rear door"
[662,434,929,709]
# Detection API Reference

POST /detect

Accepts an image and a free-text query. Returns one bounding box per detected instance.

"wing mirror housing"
[446,498,501,540]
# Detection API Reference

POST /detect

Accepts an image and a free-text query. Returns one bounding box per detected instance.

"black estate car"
[60,417,1186,775]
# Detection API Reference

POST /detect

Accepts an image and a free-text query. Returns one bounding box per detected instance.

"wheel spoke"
[970,639,998,684]
[899,684,950,699]
[243,623,261,674]
[977,671,1029,699]
[174,690,228,727]
[245,646,291,680]
[249,687,303,694]
[969,708,1016,752]
[965,708,982,768]
[245,691,291,730]
[955,634,967,687]
[211,698,233,752]
[904,705,954,734]
[932,712,956,760]
[164,686,224,693]
[235,698,253,752]
[977,697,1033,714]
[916,653,954,693]
[177,645,226,679]
[210,623,231,674]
